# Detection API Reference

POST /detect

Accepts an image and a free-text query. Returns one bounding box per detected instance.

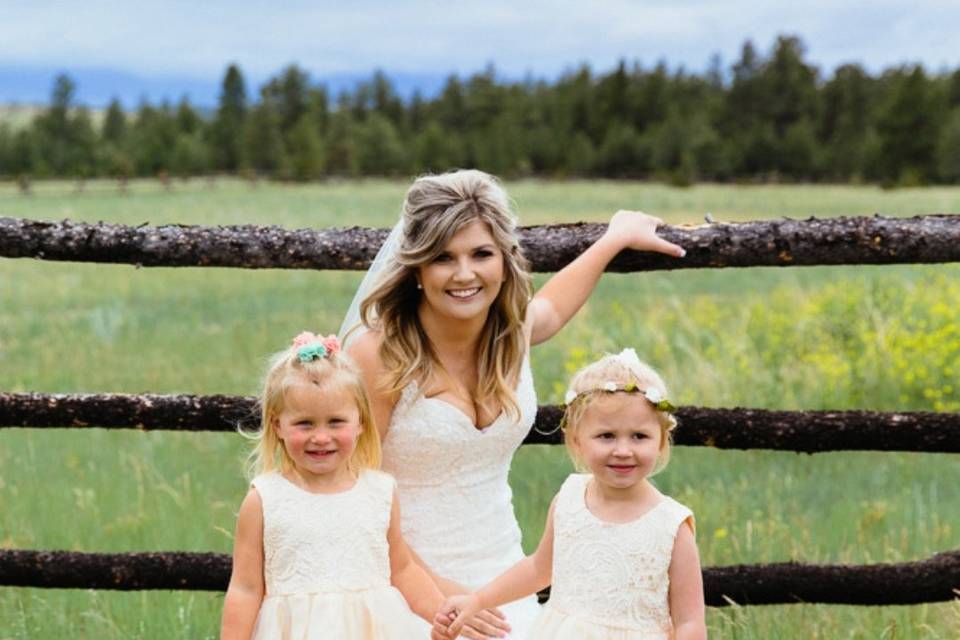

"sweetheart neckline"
[419,395,507,432]
[401,354,532,433]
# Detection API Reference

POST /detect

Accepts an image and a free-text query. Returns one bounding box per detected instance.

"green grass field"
[1,178,958,638]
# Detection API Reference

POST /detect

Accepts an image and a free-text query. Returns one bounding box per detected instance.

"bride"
[343,170,683,639]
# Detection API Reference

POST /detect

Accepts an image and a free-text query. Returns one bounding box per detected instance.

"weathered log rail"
[2,393,958,454]
[2,549,957,607]
[3,213,959,607]
[3,214,960,272]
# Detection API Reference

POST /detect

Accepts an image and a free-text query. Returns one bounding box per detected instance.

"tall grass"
[1,179,958,638]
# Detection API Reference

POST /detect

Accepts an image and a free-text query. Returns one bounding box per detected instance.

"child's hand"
[430,611,454,640]
[605,210,685,258]
[434,593,507,639]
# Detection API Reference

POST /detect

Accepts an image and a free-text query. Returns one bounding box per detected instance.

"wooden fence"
[1,214,959,607]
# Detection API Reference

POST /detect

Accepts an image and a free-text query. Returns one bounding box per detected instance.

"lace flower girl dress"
[250,469,425,639]
[532,473,694,639]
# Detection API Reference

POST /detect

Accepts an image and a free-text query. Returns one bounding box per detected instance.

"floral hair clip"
[292,331,341,363]
[564,381,677,413]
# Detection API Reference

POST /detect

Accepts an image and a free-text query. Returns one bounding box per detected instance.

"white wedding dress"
[382,354,541,639]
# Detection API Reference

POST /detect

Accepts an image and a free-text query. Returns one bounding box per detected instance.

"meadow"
[1,178,958,638]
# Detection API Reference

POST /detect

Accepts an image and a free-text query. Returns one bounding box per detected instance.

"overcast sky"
[2,0,959,105]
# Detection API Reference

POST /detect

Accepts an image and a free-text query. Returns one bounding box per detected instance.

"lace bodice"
[381,354,537,587]
[548,474,693,633]
[252,469,394,596]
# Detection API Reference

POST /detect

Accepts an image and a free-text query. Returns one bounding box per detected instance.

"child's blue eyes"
[596,432,649,440]
[294,419,344,428]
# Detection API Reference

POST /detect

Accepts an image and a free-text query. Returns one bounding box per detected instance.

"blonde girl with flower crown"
[220,332,444,640]
[433,349,706,640]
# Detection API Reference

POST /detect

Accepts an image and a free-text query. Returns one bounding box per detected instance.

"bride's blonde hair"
[360,169,533,419]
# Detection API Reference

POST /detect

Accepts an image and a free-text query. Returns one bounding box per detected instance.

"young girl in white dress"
[433,349,707,640]
[220,332,443,639]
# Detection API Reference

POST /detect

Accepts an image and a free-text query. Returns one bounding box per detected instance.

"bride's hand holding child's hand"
[604,210,686,258]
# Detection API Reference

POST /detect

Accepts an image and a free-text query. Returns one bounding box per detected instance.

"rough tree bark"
[0,393,257,433]
[698,550,960,606]
[1,548,956,606]
[529,405,960,452]
[2,392,958,453]
[3,215,960,271]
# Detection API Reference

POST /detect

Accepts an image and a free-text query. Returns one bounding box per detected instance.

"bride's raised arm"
[528,210,684,346]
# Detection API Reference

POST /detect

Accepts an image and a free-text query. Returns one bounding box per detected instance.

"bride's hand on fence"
[605,209,685,258]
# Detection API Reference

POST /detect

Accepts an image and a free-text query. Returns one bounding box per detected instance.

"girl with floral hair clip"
[221,331,444,639]
[433,348,706,640]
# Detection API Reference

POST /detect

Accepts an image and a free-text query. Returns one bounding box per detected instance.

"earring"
[416,283,423,290]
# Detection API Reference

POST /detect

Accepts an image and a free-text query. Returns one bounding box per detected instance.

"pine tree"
[596,60,630,129]
[413,121,460,173]
[102,98,128,144]
[0,123,13,176]
[723,40,763,174]
[244,101,287,177]
[130,100,178,175]
[371,70,404,128]
[354,113,406,175]
[170,132,210,177]
[12,128,43,175]
[287,116,324,181]
[36,74,78,175]
[307,87,330,135]
[936,108,960,182]
[213,64,248,171]
[262,65,310,134]
[70,107,99,177]
[436,75,466,133]
[947,69,960,109]
[876,66,939,184]
[759,36,820,178]
[175,97,202,134]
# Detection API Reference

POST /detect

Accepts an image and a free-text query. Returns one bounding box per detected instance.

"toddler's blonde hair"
[562,349,677,475]
[247,342,381,478]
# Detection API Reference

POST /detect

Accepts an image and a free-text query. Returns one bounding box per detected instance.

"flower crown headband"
[563,348,677,413]
[291,331,341,363]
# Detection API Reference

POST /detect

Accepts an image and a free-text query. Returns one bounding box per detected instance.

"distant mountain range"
[0,65,451,108]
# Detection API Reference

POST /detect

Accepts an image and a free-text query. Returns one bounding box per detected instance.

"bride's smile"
[417,218,505,323]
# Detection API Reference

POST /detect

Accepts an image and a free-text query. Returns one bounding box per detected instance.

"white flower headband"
[563,348,677,413]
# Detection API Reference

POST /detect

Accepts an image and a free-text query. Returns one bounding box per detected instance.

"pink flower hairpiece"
[291,332,341,362]
[292,331,319,348]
